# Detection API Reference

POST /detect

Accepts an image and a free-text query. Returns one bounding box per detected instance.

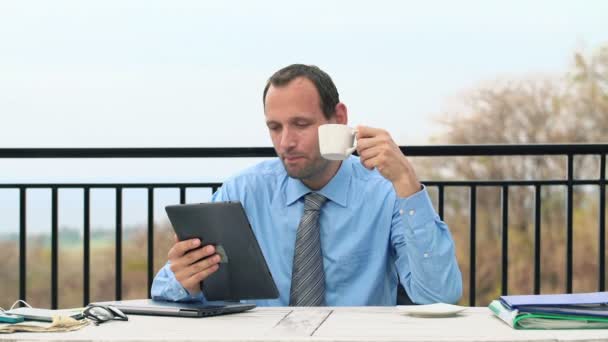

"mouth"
[283,155,305,163]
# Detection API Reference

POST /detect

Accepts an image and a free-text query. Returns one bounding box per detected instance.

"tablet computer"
[92,299,255,317]
[165,202,279,301]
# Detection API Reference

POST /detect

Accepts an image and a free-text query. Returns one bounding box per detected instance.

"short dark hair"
[262,64,340,119]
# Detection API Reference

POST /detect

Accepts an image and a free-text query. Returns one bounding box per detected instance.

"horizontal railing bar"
[1,180,604,188]
[0,147,277,158]
[0,144,606,158]
[0,179,602,189]
[422,180,602,186]
[0,183,223,188]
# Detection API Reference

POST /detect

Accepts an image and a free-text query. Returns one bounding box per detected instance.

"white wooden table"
[2,307,608,342]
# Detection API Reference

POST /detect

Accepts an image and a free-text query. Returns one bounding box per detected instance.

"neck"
[301,160,342,190]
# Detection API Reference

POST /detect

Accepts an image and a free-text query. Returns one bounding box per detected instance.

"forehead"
[264,77,323,120]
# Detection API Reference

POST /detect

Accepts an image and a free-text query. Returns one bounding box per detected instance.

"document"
[0,315,89,334]
[489,300,608,329]
[500,291,608,309]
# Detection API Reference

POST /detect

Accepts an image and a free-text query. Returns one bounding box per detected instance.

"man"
[151,64,462,306]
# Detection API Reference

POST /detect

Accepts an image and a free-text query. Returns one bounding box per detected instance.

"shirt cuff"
[162,263,194,301]
[396,185,438,229]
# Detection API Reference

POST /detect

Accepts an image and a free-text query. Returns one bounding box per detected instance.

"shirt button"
[399,209,404,215]
[423,253,429,258]
[409,209,415,216]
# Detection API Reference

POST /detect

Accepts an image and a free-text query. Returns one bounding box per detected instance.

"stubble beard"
[282,154,331,181]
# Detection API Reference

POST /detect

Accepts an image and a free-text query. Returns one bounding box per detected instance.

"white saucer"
[397,303,467,317]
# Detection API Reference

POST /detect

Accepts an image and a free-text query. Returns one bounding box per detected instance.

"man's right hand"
[167,235,221,295]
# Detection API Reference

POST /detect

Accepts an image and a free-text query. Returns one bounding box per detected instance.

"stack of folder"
[489,291,608,329]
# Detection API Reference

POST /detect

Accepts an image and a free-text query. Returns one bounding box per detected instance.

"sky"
[1,0,607,233]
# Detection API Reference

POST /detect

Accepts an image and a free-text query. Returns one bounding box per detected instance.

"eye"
[295,121,310,128]
[267,123,280,132]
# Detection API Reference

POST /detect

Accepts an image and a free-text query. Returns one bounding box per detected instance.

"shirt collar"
[285,157,353,208]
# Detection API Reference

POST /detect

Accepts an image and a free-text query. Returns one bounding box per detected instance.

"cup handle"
[345,128,358,155]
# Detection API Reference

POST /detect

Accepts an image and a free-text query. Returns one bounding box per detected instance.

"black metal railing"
[1,144,606,307]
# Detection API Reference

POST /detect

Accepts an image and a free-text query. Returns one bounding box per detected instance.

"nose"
[279,128,297,151]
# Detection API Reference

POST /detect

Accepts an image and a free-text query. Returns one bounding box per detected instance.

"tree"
[421,43,608,305]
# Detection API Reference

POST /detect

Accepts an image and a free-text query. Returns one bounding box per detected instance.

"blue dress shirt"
[151,156,462,306]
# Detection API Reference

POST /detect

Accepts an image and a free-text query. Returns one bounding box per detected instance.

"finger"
[191,264,220,283]
[173,253,219,281]
[356,125,386,139]
[179,271,204,293]
[168,238,200,260]
[361,155,382,170]
[184,264,220,288]
[183,244,216,266]
[186,254,222,277]
[357,136,385,155]
[357,146,382,163]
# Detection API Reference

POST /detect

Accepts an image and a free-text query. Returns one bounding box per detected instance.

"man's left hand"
[356,125,422,198]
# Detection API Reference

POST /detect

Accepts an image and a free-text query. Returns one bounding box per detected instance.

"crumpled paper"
[0,315,89,334]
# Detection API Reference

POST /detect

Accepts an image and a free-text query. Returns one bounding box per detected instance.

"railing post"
[534,185,542,294]
[501,185,509,296]
[19,187,27,302]
[469,185,477,306]
[83,187,90,306]
[180,187,186,204]
[147,187,154,298]
[566,154,573,293]
[115,188,122,300]
[600,154,606,292]
[51,188,58,309]
[438,185,444,220]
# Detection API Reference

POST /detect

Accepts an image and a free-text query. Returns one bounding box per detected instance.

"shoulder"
[223,158,285,189]
[346,156,396,199]
[348,156,391,185]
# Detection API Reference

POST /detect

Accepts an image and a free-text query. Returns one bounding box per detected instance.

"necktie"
[289,192,328,306]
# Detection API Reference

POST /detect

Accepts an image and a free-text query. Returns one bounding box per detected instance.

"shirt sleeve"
[390,185,463,304]
[150,262,206,302]
[149,185,232,302]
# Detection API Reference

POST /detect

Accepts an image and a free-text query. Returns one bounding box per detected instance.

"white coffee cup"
[318,124,358,160]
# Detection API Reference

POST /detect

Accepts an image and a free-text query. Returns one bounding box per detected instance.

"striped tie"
[289,192,328,306]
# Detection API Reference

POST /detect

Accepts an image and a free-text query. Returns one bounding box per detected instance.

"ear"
[333,103,348,125]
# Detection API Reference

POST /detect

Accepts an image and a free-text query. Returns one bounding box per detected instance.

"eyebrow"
[266,115,313,124]
[266,115,315,126]
[290,116,313,122]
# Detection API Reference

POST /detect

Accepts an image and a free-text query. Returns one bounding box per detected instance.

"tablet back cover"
[166,202,279,301]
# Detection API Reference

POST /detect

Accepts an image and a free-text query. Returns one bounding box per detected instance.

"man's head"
[263,64,347,186]
[263,64,340,120]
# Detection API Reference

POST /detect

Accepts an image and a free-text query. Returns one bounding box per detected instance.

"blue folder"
[500,291,608,318]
